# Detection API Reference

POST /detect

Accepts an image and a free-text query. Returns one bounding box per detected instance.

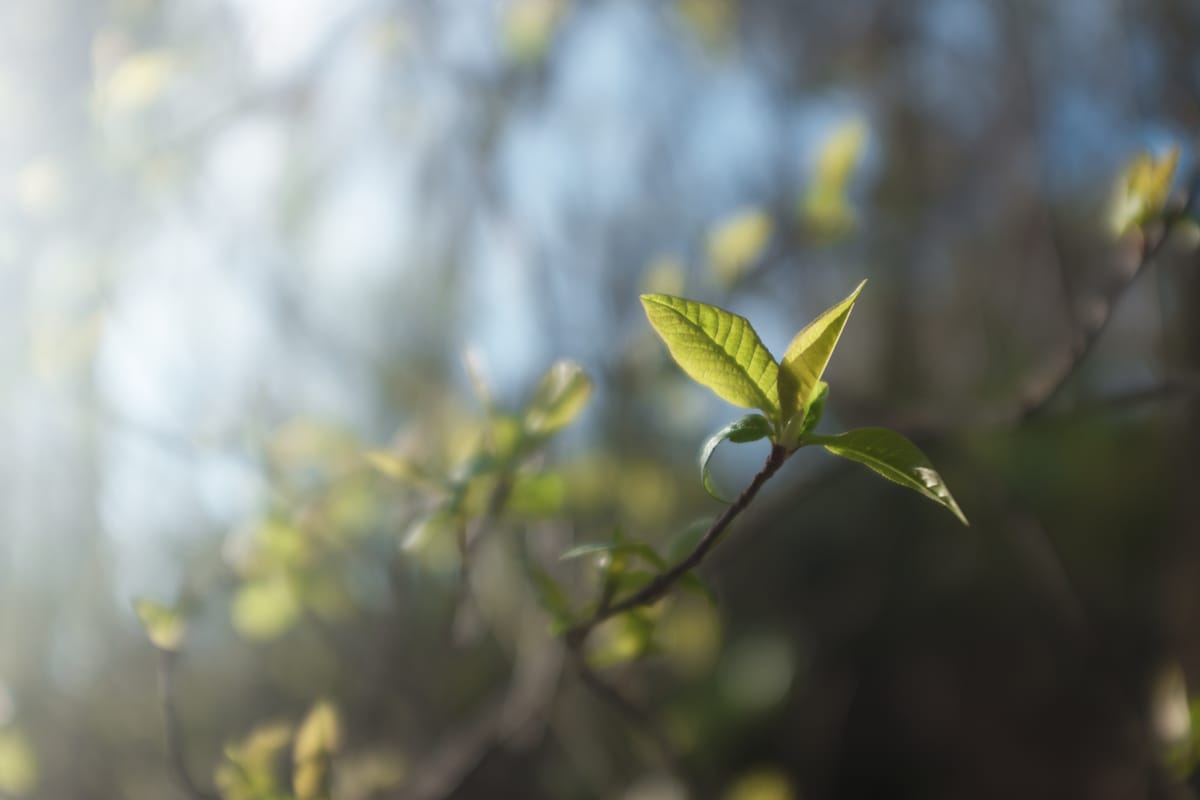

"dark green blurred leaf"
[527,567,574,633]
[809,428,968,525]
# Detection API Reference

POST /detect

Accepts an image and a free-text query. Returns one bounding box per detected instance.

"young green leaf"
[293,700,341,800]
[641,295,780,420]
[808,428,968,525]
[700,413,774,502]
[778,279,866,427]
[1110,146,1180,235]
[133,598,186,652]
[523,360,593,437]
[795,381,829,439]
[706,207,774,287]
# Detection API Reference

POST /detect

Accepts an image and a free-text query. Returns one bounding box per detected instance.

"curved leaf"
[641,294,780,419]
[700,414,774,502]
[778,279,866,425]
[810,428,968,525]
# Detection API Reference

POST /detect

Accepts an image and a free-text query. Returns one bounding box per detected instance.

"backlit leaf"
[1110,145,1180,234]
[231,574,301,641]
[795,381,828,439]
[132,598,186,652]
[96,50,176,113]
[215,721,292,800]
[641,295,780,419]
[294,700,341,800]
[503,0,567,63]
[778,280,865,430]
[0,728,37,796]
[801,118,868,239]
[707,208,773,287]
[523,360,593,437]
[508,472,567,516]
[699,414,774,502]
[809,428,968,525]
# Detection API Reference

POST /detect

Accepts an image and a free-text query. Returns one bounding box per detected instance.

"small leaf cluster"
[214,701,348,800]
[1110,146,1181,235]
[642,281,967,524]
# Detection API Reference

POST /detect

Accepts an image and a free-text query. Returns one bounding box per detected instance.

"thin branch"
[158,650,220,800]
[565,444,789,646]
[568,652,703,796]
[1017,202,1190,422]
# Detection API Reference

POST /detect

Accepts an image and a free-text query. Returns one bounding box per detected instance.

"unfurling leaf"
[641,295,780,419]
[808,428,968,525]
[1110,146,1180,235]
[524,360,593,437]
[699,414,774,502]
[133,598,186,652]
[778,279,865,432]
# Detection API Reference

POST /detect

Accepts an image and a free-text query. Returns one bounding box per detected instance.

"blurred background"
[2,0,1200,798]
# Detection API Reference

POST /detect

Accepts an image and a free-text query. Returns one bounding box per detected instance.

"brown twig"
[1018,202,1190,423]
[158,650,219,800]
[564,444,789,646]
[568,652,705,797]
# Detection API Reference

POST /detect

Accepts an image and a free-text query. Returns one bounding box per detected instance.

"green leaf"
[778,279,866,428]
[706,207,774,287]
[0,728,37,796]
[678,572,718,606]
[586,610,657,668]
[523,360,593,437]
[133,597,186,652]
[800,118,869,240]
[796,381,829,439]
[641,294,780,419]
[507,472,566,516]
[666,518,714,563]
[231,574,301,641]
[809,428,968,525]
[1109,145,1180,235]
[294,700,341,800]
[700,413,773,502]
